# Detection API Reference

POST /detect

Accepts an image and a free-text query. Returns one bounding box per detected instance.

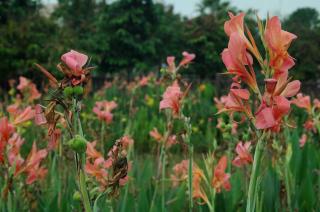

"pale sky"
[164,0,320,18]
[44,0,320,18]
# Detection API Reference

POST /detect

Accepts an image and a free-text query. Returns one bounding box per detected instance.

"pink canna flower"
[48,129,61,150]
[212,156,231,193]
[85,160,109,187]
[160,81,183,117]
[22,142,48,184]
[224,12,245,36]
[17,77,41,102]
[139,76,149,87]
[303,119,317,133]
[232,142,253,167]
[93,100,118,124]
[34,104,47,125]
[272,72,301,97]
[86,141,103,161]
[313,99,320,109]
[221,32,258,92]
[7,133,25,175]
[299,134,307,148]
[193,166,209,205]
[265,16,297,77]
[0,117,15,163]
[231,122,238,135]
[149,128,163,142]
[0,117,15,143]
[219,83,252,118]
[171,160,189,187]
[12,106,35,125]
[179,51,196,67]
[167,56,176,73]
[291,93,312,113]
[255,96,291,131]
[214,95,228,111]
[61,50,88,76]
[119,135,134,149]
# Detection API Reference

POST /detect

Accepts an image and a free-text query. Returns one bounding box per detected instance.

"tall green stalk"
[73,98,92,212]
[246,132,266,212]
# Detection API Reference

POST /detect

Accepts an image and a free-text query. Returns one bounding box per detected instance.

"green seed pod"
[63,86,74,97]
[68,135,87,153]
[73,86,84,96]
[72,191,81,201]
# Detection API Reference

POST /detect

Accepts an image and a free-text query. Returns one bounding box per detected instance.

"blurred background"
[1,0,320,94]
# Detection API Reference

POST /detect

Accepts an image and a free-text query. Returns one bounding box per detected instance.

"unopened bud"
[73,86,84,96]
[68,135,87,153]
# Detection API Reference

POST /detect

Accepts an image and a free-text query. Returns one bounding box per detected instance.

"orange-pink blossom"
[212,156,231,193]
[232,142,253,167]
[159,81,182,117]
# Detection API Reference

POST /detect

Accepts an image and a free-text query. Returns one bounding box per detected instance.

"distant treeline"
[0,0,320,85]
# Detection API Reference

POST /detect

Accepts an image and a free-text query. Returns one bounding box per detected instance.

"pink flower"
[224,12,245,36]
[265,16,297,77]
[232,142,252,167]
[7,133,25,175]
[17,77,41,102]
[299,134,307,148]
[171,160,189,187]
[292,93,312,113]
[149,128,163,142]
[179,51,195,67]
[212,156,231,193]
[255,96,291,131]
[0,117,15,163]
[12,106,35,125]
[214,96,228,111]
[48,129,61,150]
[0,117,15,143]
[139,76,149,87]
[93,100,118,124]
[303,119,317,133]
[61,50,88,76]
[221,32,258,92]
[167,56,176,72]
[23,142,48,184]
[34,104,47,125]
[219,83,252,118]
[160,81,182,117]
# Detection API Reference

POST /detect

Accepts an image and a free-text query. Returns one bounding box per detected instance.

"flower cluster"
[85,136,133,195]
[93,100,118,124]
[0,117,47,185]
[220,12,300,132]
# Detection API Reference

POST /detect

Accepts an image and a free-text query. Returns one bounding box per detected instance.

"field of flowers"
[0,12,320,212]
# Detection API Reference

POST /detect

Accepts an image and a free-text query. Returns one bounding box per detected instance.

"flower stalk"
[246,132,266,212]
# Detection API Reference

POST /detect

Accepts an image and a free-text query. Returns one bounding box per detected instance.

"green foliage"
[1,1,319,84]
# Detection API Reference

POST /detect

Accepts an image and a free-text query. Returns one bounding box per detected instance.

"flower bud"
[73,86,84,96]
[264,78,277,94]
[68,135,87,153]
[63,86,74,97]
[72,191,81,201]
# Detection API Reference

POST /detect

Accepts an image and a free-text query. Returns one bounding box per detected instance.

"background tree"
[284,8,320,81]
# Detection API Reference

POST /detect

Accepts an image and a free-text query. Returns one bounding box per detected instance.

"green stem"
[161,143,166,212]
[188,142,193,212]
[100,122,106,155]
[284,165,292,211]
[246,132,266,212]
[73,98,92,212]
[80,170,92,212]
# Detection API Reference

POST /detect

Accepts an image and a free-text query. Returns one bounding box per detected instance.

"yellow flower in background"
[8,88,15,96]
[145,95,155,107]
[192,126,199,133]
[199,119,205,125]
[198,84,206,92]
